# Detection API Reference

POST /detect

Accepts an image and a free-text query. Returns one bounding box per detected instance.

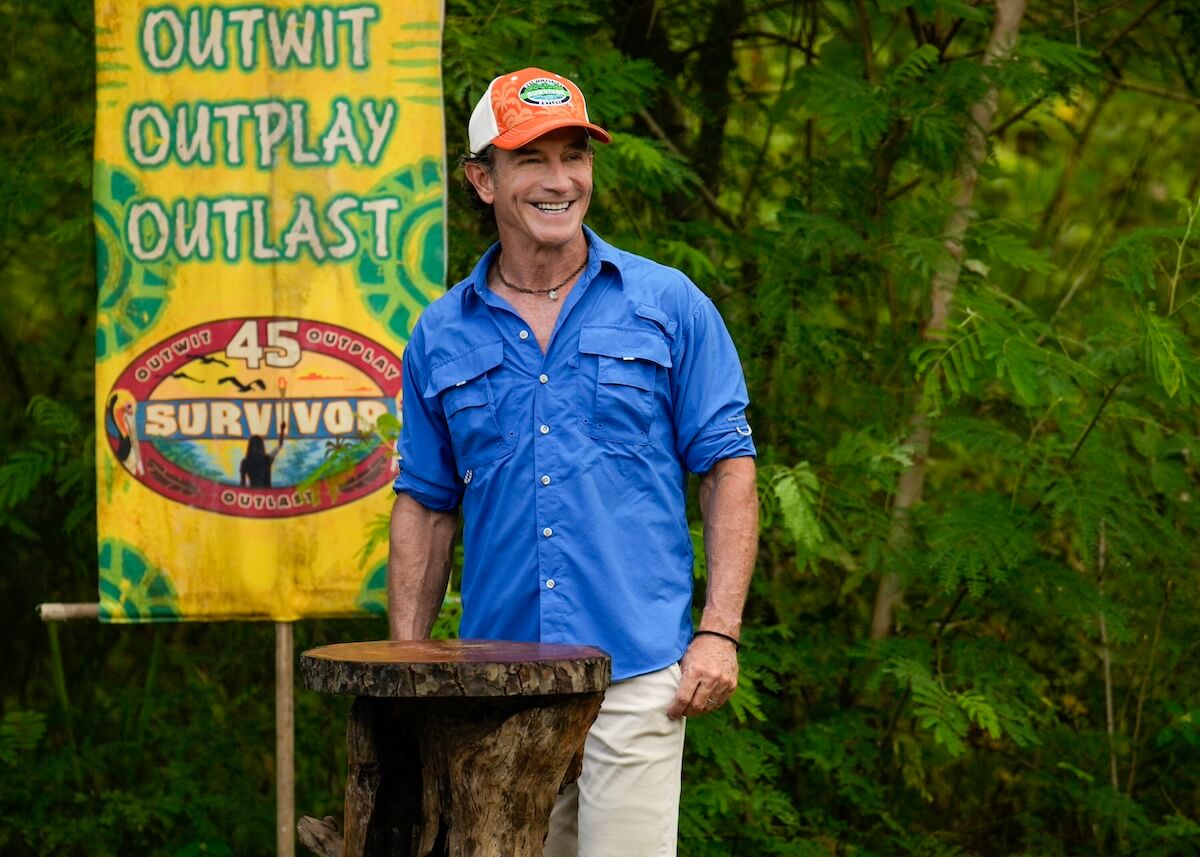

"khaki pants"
[544,664,686,857]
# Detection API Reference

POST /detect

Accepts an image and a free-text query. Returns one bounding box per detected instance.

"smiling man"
[388,67,758,856]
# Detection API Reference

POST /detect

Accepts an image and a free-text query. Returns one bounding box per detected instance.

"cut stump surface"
[299,639,611,857]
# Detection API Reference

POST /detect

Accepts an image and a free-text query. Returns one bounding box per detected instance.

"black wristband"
[693,630,741,651]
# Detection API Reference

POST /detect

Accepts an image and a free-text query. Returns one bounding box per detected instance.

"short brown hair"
[459,146,496,226]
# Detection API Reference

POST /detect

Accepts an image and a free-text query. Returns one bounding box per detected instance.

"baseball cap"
[468,67,612,156]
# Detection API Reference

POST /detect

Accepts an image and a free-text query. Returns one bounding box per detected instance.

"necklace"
[495,252,586,301]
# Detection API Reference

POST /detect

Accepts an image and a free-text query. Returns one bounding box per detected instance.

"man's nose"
[540,159,572,192]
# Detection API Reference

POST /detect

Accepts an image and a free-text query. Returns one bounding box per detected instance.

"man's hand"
[666,633,739,719]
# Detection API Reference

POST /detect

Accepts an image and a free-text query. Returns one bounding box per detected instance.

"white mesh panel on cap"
[575,83,591,121]
[468,77,501,155]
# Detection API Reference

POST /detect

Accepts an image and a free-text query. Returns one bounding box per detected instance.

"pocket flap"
[598,357,656,391]
[635,304,678,337]
[441,381,490,415]
[424,340,504,397]
[578,326,672,368]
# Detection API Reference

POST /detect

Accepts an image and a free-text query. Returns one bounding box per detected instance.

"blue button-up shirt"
[394,227,755,680]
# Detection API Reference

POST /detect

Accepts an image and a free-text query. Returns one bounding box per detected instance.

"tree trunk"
[692,0,745,194]
[610,1,687,153]
[869,0,1029,641]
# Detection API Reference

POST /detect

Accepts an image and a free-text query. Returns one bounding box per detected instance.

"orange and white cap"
[468,67,612,156]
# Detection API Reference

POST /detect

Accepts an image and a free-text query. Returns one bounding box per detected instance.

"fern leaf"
[800,67,890,152]
[972,224,1054,274]
[0,710,46,765]
[908,108,964,171]
[1101,228,1183,295]
[1016,35,1101,78]
[768,463,824,567]
[998,338,1042,405]
[780,209,867,259]
[913,325,981,411]
[957,691,1001,739]
[887,44,940,90]
[26,394,82,438]
[888,659,970,757]
[1139,307,1194,400]
[925,493,1034,593]
[0,445,56,509]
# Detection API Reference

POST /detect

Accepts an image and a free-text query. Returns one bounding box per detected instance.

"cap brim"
[490,117,612,151]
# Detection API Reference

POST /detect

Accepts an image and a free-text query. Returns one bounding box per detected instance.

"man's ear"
[464,161,496,205]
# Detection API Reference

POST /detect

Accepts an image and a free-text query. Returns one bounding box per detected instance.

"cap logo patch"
[519,78,572,107]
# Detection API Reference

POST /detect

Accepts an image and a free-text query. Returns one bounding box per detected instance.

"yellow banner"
[94,1,445,621]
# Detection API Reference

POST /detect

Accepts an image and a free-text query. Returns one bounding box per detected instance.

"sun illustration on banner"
[356,561,389,616]
[104,318,403,518]
[94,162,172,363]
[98,539,181,622]
[355,157,446,341]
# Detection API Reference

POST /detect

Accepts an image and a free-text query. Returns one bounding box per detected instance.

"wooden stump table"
[298,639,610,857]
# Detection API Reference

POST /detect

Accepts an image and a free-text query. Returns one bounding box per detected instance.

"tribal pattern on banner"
[93,1,445,621]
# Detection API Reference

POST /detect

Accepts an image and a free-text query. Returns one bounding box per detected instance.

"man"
[389,67,757,856]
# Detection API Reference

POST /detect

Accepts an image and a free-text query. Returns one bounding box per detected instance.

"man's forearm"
[668,456,758,719]
[387,492,458,639]
[698,456,758,637]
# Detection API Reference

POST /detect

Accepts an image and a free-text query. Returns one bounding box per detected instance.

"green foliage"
[0,711,47,765]
[913,316,985,412]
[801,67,892,153]
[887,658,974,756]
[1139,306,1196,401]
[295,408,402,501]
[971,221,1055,274]
[4,1,1200,855]
[762,462,824,565]
[0,396,93,538]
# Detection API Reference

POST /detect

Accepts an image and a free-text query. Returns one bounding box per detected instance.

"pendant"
[548,289,559,300]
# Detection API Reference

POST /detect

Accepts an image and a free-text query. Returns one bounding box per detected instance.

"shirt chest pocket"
[425,341,514,471]
[579,326,672,445]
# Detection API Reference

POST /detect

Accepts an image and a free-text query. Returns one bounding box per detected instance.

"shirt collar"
[582,225,625,280]
[468,226,625,303]
[468,242,500,301]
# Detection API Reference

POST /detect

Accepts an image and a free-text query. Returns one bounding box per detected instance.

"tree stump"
[299,639,610,857]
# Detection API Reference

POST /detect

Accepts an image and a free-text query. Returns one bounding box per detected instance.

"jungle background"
[3,0,1200,854]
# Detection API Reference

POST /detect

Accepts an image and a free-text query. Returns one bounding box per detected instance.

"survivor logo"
[105,317,402,518]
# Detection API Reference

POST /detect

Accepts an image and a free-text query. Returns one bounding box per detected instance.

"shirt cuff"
[392,467,462,512]
[684,423,757,475]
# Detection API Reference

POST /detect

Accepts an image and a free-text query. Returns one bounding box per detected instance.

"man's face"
[467,128,593,252]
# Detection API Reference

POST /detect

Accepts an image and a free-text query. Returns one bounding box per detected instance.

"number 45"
[226,320,301,369]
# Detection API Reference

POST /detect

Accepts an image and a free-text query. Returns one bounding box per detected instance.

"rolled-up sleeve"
[671,295,757,474]
[392,330,463,512]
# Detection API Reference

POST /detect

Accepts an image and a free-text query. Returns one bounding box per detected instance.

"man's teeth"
[534,202,570,212]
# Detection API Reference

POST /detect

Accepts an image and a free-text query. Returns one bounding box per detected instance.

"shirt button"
[542,527,553,537]
[539,374,549,384]
[539,424,550,434]
[546,579,556,589]
[518,330,529,340]
[540,475,551,486]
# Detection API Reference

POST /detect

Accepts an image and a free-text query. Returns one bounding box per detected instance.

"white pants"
[544,664,686,857]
